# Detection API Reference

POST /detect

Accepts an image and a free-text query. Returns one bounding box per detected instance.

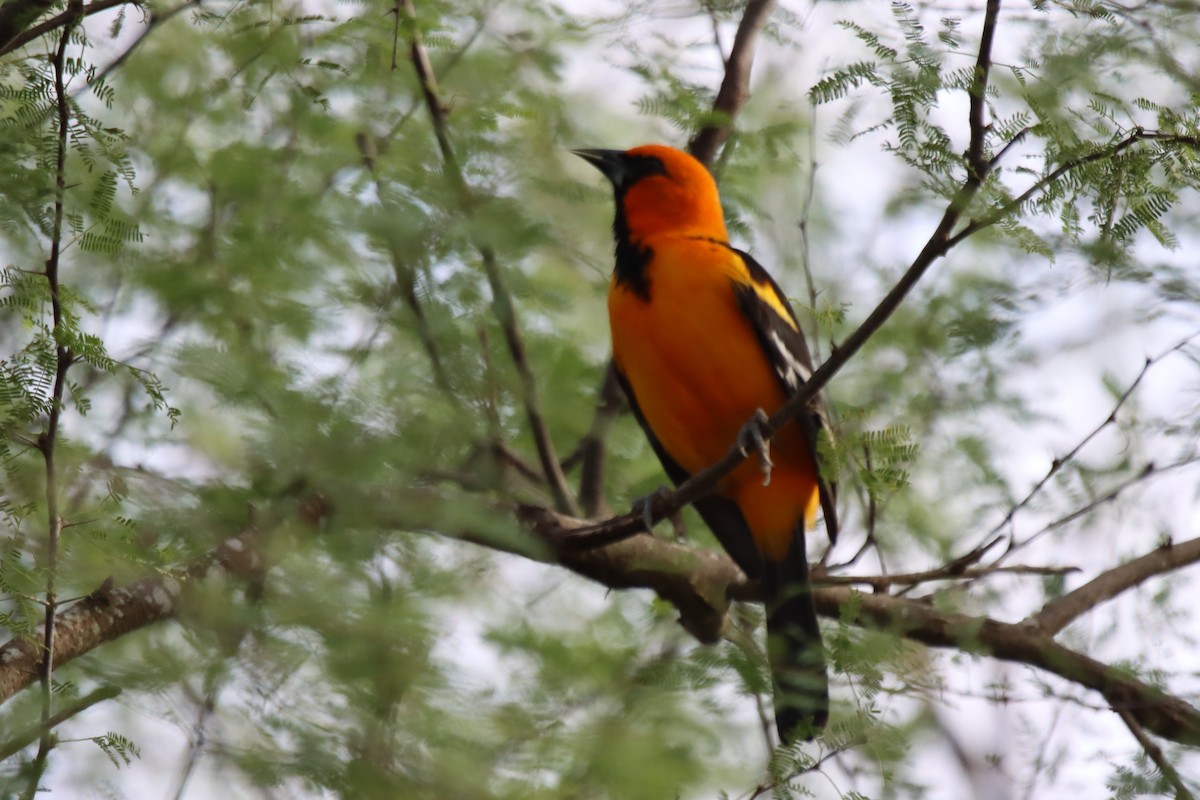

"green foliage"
[1,0,1200,797]
[92,732,141,768]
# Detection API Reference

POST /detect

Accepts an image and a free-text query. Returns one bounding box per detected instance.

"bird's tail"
[763,531,828,744]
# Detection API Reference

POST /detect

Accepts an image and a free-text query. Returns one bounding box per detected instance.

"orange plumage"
[577,144,837,742]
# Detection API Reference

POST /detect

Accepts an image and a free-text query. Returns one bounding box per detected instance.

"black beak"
[572,148,629,188]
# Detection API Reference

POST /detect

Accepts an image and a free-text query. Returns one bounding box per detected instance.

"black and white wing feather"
[728,246,839,544]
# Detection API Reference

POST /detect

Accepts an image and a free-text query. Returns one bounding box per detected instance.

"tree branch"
[573,363,624,517]
[0,0,132,57]
[1117,709,1197,800]
[403,0,578,516]
[4,497,1200,748]
[355,131,453,396]
[822,562,1078,592]
[985,337,1193,542]
[522,506,1200,745]
[966,0,1002,179]
[0,685,120,762]
[28,13,81,792]
[1031,535,1200,636]
[932,330,1200,577]
[688,0,778,167]
[0,530,260,704]
[1002,456,1200,562]
[947,129,1200,249]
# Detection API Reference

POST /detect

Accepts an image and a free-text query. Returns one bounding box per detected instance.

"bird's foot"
[632,486,673,534]
[736,408,774,487]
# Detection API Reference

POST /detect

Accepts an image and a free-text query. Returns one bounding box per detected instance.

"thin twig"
[1117,709,1197,800]
[0,685,120,762]
[69,0,201,104]
[817,562,1078,591]
[27,13,81,795]
[983,330,1200,545]
[797,111,824,362]
[355,131,453,395]
[746,737,865,799]
[170,665,225,800]
[1000,456,1200,561]
[688,0,778,166]
[947,129,1200,249]
[987,125,1033,170]
[575,363,624,517]
[0,0,130,57]
[403,0,579,516]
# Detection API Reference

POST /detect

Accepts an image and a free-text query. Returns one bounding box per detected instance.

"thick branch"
[0,530,259,704]
[521,506,1200,745]
[518,506,744,644]
[688,0,777,167]
[829,586,1200,745]
[4,499,1200,747]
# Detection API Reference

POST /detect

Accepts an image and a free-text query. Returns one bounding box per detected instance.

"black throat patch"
[612,200,652,301]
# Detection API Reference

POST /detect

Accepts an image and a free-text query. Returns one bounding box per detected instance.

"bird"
[575,143,838,743]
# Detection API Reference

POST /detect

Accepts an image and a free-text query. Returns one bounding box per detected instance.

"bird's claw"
[632,486,672,534]
[736,408,774,486]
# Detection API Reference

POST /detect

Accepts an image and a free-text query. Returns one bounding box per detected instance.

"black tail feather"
[763,531,828,743]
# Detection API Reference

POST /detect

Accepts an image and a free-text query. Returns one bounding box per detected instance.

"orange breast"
[609,237,819,560]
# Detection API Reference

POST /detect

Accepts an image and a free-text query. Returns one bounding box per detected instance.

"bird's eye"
[628,156,668,181]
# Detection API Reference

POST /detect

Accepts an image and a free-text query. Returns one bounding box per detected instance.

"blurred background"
[2,0,1200,797]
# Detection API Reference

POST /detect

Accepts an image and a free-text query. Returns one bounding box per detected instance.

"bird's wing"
[727,246,839,545]
[613,366,766,580]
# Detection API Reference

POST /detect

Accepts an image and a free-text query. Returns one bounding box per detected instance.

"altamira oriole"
[575,144,837,743]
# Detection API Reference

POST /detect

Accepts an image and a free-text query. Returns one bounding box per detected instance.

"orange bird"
[576,144,837,742]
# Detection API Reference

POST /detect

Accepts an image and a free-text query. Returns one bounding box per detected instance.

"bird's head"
[573,144,728,243]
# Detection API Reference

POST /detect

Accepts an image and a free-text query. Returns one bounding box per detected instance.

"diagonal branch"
[1031,535,1200,636]
[688,0,778,167]
[570,134,1200,556]
[0,529,260,705]
[1000,455,1200,563]
[28,13,82,791]
[402,0,578,516]
[0,685,120,762]
[355,132,453,396]
[0,0,133,57]
[947,129,1200,249]
[961,330,1200,561]
[1117,709,1197,800]
[564,2,1021,551]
